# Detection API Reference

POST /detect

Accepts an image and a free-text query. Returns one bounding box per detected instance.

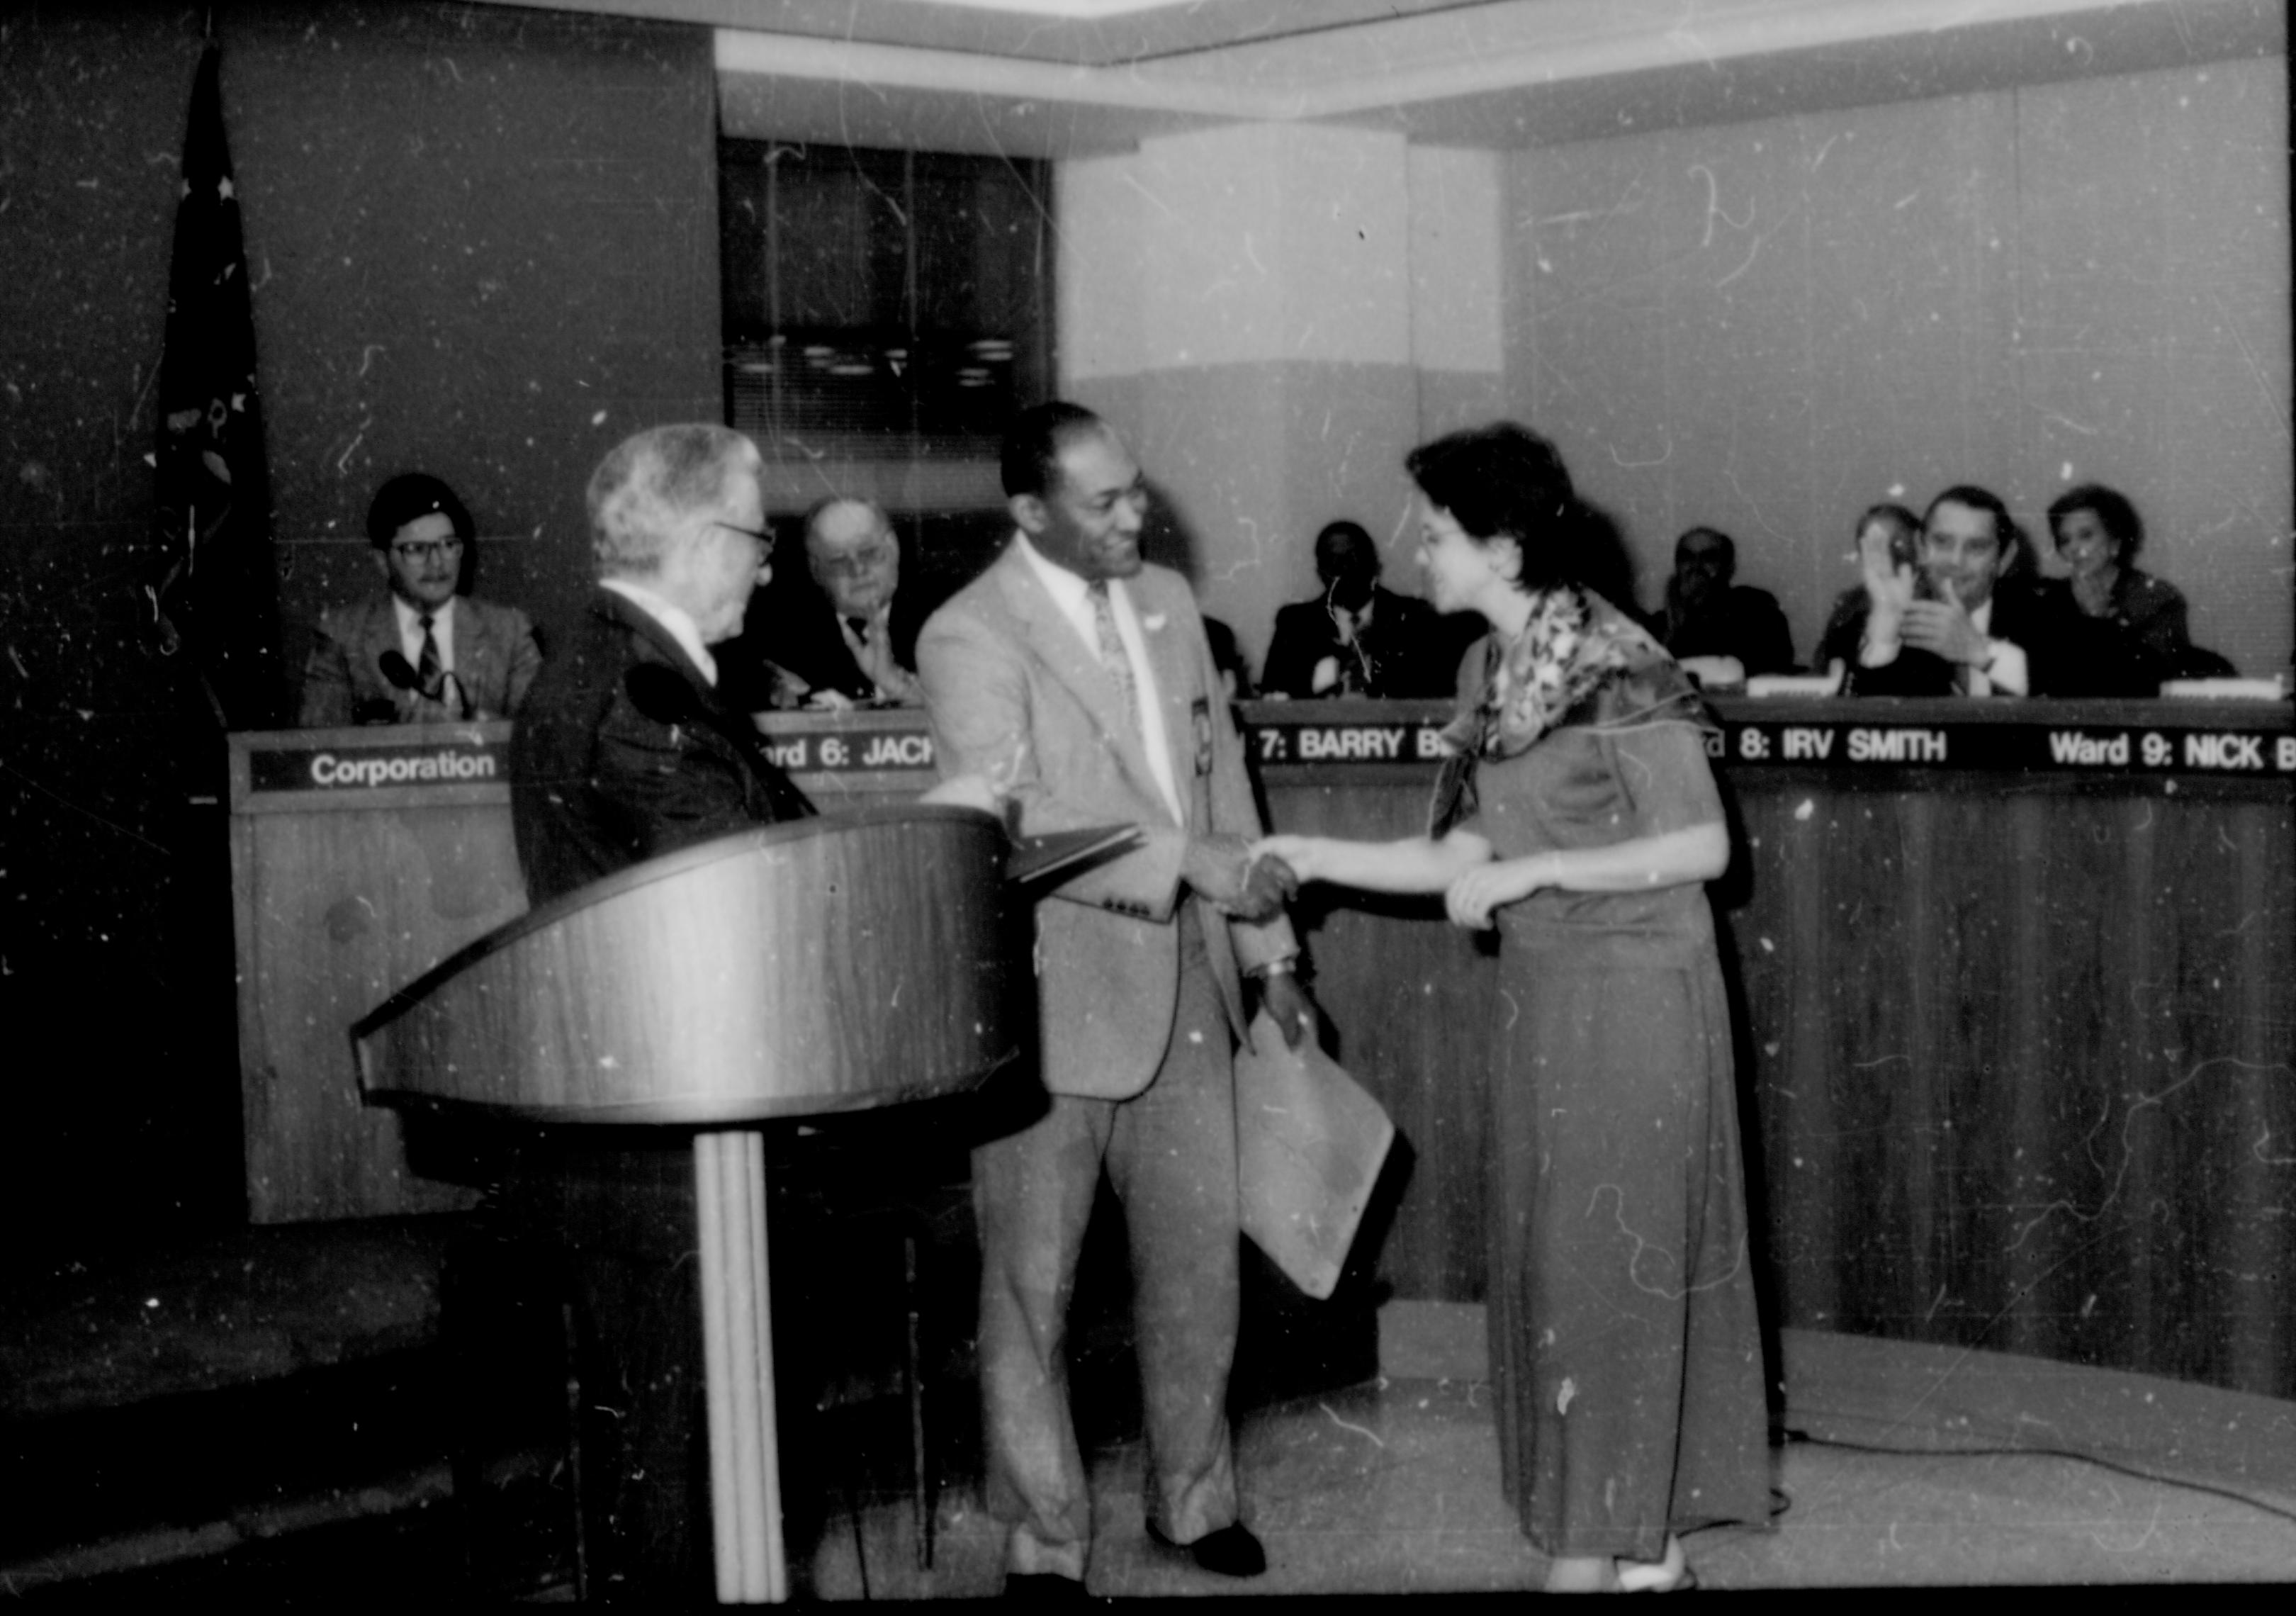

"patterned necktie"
[1087,580,1141,741]
[416,612,441,693]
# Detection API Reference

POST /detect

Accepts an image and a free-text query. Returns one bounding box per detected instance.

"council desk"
[230,695,2295,1403]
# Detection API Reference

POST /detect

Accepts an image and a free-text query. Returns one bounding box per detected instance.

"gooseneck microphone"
[378,649,473,719]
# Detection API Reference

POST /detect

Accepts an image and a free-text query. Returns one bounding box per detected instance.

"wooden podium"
[354,807,1024,1603]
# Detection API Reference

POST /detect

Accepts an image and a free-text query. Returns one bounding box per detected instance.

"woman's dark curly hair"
[2046,483,2145,565]
[1405,421,1619,596]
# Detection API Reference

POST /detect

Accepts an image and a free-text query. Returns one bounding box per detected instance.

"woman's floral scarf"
[1427,586,1706,837]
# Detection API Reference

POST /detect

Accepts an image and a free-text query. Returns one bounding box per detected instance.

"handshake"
[1183,834,1298,923]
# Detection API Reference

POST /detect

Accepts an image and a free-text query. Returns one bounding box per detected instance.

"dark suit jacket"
[510,588,814,907]
[298,593,541,726]
[715,576,932,710]
[1655,584,1796,675]
[2031,569,2221,695]
[1261,585,1474,699]
[1812,578,2074,696]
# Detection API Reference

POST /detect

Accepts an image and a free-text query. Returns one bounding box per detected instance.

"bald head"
[804,496,900,617]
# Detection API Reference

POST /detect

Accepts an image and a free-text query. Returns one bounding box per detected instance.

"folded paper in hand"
[1233,1010,1395,1300]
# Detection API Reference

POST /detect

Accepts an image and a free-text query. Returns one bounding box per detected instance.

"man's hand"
[1256,970,1318,1050]
[1899,578,1988,667]
[1181,834,1296,921]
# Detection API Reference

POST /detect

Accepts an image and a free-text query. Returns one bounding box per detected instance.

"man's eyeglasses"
[391,538,465,563]
[811,541,893,580]
[714,522,777,568]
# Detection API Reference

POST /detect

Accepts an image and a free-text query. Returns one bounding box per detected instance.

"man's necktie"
[1087,580,1142,741]
[416,612,441,693]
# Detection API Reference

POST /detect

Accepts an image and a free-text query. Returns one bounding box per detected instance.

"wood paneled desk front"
[231,696,2296,1405]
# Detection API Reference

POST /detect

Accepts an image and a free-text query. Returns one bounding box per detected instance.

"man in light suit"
[916,401,1317,1598]
[298,472,543,726]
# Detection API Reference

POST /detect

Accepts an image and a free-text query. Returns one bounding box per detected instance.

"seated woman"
[2041,483,2229,693]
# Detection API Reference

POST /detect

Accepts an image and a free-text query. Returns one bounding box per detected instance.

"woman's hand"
[1249,833,1322,886]
[1445,854,1552,928]
[1858,520,1918,619]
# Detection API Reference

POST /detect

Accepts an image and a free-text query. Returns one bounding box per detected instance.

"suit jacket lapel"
[1131,573,1200,829]
[595,589,816,821]
[994,548,1144,759]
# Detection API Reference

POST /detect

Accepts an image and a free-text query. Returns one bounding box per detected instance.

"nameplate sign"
[1249,716,1451,767]
[247,736,510,795]
[767,712,2296,780]
[1715,719,2296,777]
[761,727,937,774]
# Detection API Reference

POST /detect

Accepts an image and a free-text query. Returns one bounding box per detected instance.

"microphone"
[379,650,474,719]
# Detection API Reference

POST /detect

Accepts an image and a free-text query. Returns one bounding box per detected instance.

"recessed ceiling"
[480,0,2287,156]
[487,0,1502,67]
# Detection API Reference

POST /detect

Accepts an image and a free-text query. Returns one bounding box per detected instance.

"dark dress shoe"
[1145,1521,1266,1578]
[1003,1571,1091,1603]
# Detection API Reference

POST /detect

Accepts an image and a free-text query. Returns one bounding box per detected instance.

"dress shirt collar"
[601,577,718,686]
[392,594,455,666]
[1009,532,1183,826]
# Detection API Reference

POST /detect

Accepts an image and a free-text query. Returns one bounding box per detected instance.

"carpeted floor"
[11,1292,2293,1600]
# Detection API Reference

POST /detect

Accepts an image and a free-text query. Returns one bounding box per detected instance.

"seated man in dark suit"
[512,423,814,906]
[1261,519,1470,699]
[298,472,542,724]
[1813,486,2069,697]
[721,496,927,712]
[1651,525,1796,685]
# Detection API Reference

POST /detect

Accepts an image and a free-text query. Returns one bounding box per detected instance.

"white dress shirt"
[1012,534,1184,826]
[392,595,456,670]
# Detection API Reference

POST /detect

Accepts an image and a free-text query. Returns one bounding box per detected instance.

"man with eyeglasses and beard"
[297,471,542,724]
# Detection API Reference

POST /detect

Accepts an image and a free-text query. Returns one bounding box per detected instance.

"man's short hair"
[368,472,473,549]
[587,425,758,578]
[802,495,892,552]
[1001,401,1108,501]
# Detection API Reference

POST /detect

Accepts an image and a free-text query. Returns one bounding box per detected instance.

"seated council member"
[1651,525,1796,685]
[1255,421,1767,1594]
[721,495,927,712]
[1261,519,1465,699]
[298,473,541,724]
[1813,486,2061,696]
[512,423,814,907]
[2041,483,2230,693]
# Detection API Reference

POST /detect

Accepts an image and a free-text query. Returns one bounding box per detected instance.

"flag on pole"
[150,40,285,731]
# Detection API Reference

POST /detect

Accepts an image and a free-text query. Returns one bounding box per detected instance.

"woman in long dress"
[1256,422,1769,1593]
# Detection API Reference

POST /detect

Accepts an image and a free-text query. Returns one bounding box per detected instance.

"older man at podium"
[918,401,1318,1598]
[513,422,815,904]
